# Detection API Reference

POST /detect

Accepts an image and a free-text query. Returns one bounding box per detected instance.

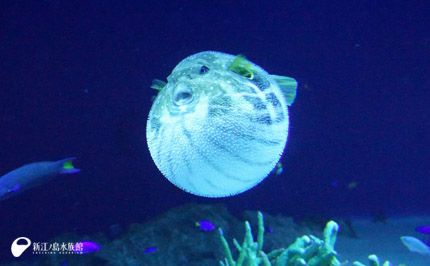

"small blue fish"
[0,158,80,201]
[143,246,157,254]
[416,226,430,235]
[72,241,101,254]
[401,236,430,256]
[196,220,216,231]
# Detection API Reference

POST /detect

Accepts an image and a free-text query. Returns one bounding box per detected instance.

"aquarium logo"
[11,238,85,257]
[11,237,31,257]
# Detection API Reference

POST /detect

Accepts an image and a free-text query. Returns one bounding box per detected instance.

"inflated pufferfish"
[147,51,297,197]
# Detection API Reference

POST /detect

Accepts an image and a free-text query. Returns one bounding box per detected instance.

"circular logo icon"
[11,237,31,257]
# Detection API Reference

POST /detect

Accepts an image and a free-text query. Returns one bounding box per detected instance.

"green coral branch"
[353,255,391,266]
[219,212,391,266]
[219,228,235,266]
[257,212,265,255]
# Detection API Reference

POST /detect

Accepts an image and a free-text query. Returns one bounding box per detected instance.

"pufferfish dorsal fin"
[271,75,298,106]
[228,54,254,79]
[151,79,167,91]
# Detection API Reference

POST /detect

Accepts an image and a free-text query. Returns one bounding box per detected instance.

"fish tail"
[57,157,81,174]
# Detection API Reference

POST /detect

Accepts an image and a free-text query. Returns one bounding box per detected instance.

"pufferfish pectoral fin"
[228,54,254,79]
[151,79,167,91]
[271,74,298,106]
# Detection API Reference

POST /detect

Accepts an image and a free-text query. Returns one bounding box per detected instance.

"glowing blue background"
[0,0,428,262]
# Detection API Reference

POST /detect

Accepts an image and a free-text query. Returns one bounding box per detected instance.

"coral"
[1,204,395,266]
[353,255,392,266]
[219,211,391,266]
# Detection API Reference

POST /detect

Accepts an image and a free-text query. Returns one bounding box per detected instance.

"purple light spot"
[143,246,157,254]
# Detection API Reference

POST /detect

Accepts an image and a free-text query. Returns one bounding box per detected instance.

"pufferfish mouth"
[173,87,193,106]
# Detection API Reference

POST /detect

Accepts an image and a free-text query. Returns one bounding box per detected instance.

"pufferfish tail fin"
[271,75,298,106]
[151,79,167,91]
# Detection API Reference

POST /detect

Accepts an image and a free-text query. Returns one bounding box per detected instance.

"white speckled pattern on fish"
[146,51,296,197]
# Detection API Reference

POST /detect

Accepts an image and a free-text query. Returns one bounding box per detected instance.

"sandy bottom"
[335,215,430,265]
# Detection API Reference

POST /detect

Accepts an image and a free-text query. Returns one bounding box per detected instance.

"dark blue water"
[0,0,428,263]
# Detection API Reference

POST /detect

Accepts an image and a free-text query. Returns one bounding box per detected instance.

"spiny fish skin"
[147,51,297,197]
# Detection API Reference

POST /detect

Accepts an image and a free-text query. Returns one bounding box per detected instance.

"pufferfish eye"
[199,65,209,74]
